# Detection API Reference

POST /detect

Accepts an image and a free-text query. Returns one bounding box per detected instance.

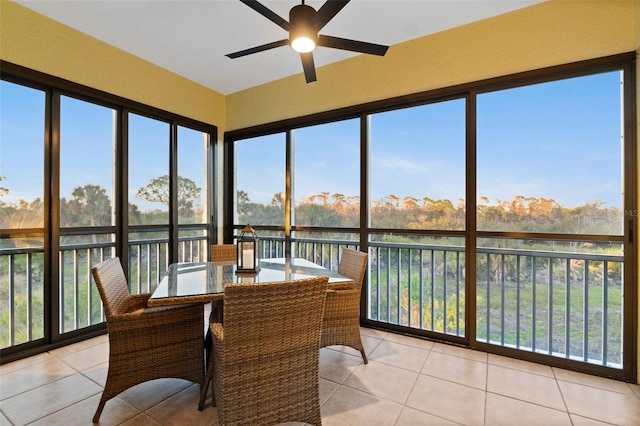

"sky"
[1,69,625,214]
[0,85,207,212]
[238,70,624,209]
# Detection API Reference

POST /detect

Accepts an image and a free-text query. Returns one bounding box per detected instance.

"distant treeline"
[238,190,621,235]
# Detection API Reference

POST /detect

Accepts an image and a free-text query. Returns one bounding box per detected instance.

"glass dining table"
[148,257,353,307]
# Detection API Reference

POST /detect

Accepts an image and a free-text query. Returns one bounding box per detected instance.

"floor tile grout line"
[318,382,340,410]
[335,366,420,407]
[47,336,109,359]
[0,356,51,376]
[553,373,640,397]
[482,345,491,425]
[15,385,103,426]
[417,369,488,393]
[0,371,84,404]
[483,357,489,426]
[417,345,432,373]
[357,356,430,376]
[485,389,570,415]
[0,409,15,426]
[398,362,422,409]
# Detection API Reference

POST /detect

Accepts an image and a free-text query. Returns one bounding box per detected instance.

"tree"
[63,184,112,227]
[270,192,285,209]
[0,176,8,200]
[402,196,419,209]
[237,190,250,215]
[128,202,142,225]
[136,175,201,213]
[1,198,44,229]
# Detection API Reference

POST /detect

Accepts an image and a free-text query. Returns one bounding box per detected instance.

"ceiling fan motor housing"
[289,4,317,45]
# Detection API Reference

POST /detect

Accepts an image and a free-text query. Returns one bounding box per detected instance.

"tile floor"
[1,326,639,425]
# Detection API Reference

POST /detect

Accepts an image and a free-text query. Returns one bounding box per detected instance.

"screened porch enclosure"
[227,56,634,382]
[0,54,636,383]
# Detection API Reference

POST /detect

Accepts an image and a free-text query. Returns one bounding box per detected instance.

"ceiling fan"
[226,0,389,83]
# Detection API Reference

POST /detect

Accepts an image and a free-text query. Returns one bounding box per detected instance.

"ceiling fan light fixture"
[291,34,316,53]
[289,3,317,53]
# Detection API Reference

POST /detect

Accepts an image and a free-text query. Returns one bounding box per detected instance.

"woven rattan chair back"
[92,257,132,318]
[91,257,204,423]
[203,276,329,426]
[337,248,368,290]
[321,248,369,363]
[211,244,237,262]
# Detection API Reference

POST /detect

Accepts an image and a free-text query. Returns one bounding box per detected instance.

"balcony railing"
[368,242,466,337]
[1,235,624,369]
[0,246,45,348]
[476,247,623,367]
[0,234,208,348]
[258,236,623,369]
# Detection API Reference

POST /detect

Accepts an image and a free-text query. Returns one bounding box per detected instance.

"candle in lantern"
[242,248,254,270]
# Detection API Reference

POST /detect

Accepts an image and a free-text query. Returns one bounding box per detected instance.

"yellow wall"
[227,0,635,130]
[2,0,639,382]
[0,1,226,131]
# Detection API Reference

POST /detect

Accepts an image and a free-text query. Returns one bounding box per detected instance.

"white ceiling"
[16,0,544,95]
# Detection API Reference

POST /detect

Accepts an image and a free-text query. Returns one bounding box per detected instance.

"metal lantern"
[236,224,260,273]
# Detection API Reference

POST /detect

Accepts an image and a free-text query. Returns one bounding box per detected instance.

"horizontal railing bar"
[369,241,464,252]
[478,246,622,262]
[0,246,44,255]
[60,227,115,236]
[59,242,115,251]
[0,228,44,238]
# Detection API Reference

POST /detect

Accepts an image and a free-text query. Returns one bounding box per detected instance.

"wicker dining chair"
[198,276,329,426]
[210,244,237,262]
[91,257,204,423]
[208,244,236,325]
[321,248,369,363]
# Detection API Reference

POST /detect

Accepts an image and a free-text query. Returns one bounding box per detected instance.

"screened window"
[127,113,171,285]
[369,99,466,230]
[477,71,624,235]
[60,96,116,229]
[0,81,45,231]
[177,125,209,262]
[177,126,208,225]
[235,134,286,226]
[59,96,117,332]
[129,113,170,226]
[293,119,360,227]
[0,80,46,348]
[475,71,626,367]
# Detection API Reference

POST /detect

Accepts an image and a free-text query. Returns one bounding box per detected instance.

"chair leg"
[204,330,211,366]
[198,369,213,410]
[92,399,106,423]
[360,348,368,364]
[199,336,215,410]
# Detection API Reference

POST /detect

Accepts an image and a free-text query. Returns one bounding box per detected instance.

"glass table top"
[148,257,352,306]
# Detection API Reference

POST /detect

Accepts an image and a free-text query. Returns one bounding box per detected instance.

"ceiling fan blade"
[300,52,317,83]
[226,39,289,59]
[239,0,292,31]
[318,34,389,56]
[314,0,350,31]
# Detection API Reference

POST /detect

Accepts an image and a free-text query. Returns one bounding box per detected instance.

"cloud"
[374,157,427,174]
